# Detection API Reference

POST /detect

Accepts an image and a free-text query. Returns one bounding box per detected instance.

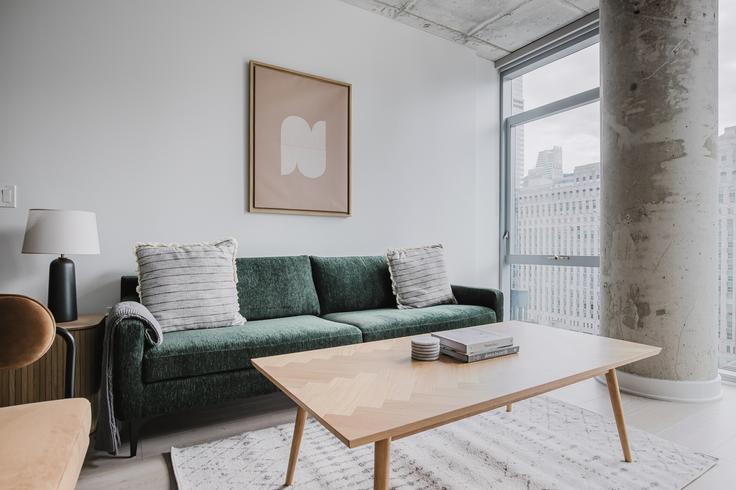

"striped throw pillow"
[386,244,457,309]
[135,238,246,332]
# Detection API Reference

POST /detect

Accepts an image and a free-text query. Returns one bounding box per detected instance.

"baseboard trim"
[595,370,723,403]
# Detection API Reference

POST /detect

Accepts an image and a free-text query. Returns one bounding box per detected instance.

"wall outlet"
[0,184,17,208]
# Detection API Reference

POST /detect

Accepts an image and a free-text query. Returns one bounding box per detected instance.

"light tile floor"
[78,379,736,489]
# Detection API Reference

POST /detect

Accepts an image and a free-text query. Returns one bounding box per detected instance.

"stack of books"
[432,327,519,363]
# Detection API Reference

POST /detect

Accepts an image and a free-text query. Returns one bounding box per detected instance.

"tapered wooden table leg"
[285,406,307,486]
[506,404,512,412]
[374,438,391,490]
[605,368,632,462]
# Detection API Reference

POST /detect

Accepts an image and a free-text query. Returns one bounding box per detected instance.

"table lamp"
[21,209,100,322]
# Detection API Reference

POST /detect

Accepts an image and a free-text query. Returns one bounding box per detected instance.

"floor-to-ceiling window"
[500,6,736,372]
[718,3,736,371]
[500,23,600,334]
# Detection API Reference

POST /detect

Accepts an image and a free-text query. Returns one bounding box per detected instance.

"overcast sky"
[519,5,735,176]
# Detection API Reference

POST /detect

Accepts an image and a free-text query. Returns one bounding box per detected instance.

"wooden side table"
[0,314,106,420]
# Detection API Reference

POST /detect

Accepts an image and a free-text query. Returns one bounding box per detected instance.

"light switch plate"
[0,184,17,208]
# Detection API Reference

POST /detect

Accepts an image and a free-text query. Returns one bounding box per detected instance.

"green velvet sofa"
[115,255,503,456]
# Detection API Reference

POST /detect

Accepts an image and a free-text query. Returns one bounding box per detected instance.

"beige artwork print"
[252,64,349,214]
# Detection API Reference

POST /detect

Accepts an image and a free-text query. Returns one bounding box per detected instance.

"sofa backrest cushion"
[310,256,395,315]
[236,256,320,320]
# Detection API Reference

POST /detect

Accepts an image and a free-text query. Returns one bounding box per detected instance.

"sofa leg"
[129,419,142,458]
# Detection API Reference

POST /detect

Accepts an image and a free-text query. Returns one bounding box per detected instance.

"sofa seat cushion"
[323,305,496,342]
[0,398,91,490]
[142,315,362,382]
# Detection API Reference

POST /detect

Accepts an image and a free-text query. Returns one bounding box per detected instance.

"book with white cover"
[432,327,513,355]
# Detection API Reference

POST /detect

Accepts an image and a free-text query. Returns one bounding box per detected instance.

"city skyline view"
[510,7,736,363]
[514,123,736,367]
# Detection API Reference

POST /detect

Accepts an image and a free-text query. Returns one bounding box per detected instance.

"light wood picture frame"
[248,61,352,217]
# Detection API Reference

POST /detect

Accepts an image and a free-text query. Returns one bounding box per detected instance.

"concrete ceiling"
[340,0,598,61]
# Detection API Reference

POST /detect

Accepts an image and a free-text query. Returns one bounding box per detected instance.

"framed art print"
[249,61,351,216]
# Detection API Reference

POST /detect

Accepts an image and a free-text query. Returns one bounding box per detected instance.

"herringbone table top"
[252,321,660,448]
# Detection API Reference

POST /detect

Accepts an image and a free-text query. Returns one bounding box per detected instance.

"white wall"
[0,0,500,312]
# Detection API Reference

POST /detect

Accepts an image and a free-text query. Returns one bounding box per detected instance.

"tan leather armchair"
[0,294,91,490]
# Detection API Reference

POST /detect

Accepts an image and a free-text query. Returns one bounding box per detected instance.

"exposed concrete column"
[600,0,720,401]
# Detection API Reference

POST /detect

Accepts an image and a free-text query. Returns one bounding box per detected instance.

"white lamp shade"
[22,209,100,255]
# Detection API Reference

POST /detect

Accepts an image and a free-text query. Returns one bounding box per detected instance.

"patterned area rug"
[171,396,716,489]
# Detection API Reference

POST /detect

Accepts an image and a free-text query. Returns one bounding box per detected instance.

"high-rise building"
[524,146,564,186]
[511,77,525,187]
[718,126,736,363]
[511,150,601,334]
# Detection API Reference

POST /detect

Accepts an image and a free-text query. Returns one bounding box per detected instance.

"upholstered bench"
[0,398,90,489]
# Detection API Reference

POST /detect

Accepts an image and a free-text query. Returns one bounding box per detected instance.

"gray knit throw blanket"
[95,301,163,454]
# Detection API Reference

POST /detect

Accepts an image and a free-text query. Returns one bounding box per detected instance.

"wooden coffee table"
[252,321,660,489]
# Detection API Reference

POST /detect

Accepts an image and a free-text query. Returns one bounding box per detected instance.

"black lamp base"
[49,256,77,322]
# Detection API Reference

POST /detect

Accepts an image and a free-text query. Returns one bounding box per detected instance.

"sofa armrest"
[451,285,504,322]
[112,318,147,420]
